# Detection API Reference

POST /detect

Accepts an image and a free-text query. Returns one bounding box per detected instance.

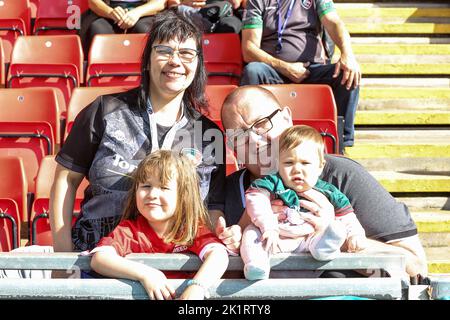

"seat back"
[87,33,147,87]
[30,155,88,246]
[0,88,61,195]
[65,86,129,141]
[262,84,339,153]
[0,0,30,63]
[204,84,237,130]
[8,35,84,105]
[34,0,89,35]
[0,156,27,250]
[202,33,242,85]
[0,40,4,86]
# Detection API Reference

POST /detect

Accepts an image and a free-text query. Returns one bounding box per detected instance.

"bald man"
[221,85,428,280]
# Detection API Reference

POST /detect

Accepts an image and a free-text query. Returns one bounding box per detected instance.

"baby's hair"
[279,125,325,164]
[122,150,210,245]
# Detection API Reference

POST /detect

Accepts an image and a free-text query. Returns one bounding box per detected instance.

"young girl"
[90,150,229,300]
[241,125,367,280]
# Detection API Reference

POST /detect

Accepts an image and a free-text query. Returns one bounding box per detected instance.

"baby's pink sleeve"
[336,212,366,238]
[245,188,278,234]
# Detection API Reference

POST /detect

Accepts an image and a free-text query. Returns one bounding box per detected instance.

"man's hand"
[227,0,242,9]
[346,234,367,253]
[333,53,361,90]
[298,189,335,233]
[279,62,310,83]
[215,216,242,253]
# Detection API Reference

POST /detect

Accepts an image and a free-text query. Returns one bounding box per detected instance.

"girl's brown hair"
[122,150,210,245]
[279,125,326,165]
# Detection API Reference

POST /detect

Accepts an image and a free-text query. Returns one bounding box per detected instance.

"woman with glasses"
[82,0,166,52]
[50,10,235,257]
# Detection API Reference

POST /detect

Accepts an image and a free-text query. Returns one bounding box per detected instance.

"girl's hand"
[118,9,141,29]
[140,268,176,300]
[261,229,280,254]
[346,235,367,253]
[109,6,127,23]
[179,284,206,300]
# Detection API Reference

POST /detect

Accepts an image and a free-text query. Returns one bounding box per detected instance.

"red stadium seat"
[86,33,147,87]
[34,0,89,35]
[7,35,84,106]
[0,88,61,198]
[202,33,242,85]
[0,0,31,63]
[0,156,27,251]
[30,155,88,246]
[262,84,339,154]
[0,40,4,86]
[64,86,129,141]
[204,84,237,130]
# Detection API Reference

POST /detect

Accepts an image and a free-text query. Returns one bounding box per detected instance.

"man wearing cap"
[240,0,360,148]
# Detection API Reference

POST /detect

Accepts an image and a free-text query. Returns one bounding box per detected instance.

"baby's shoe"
[244,262,270,281]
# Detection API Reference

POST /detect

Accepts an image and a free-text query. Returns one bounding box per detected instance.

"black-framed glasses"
[226,109,281,149]
[152,45,199,63]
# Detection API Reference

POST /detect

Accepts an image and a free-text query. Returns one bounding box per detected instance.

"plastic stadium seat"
[0,40,4,86]
[7,35,84,106]
[86,33,147,87]
[64,86,129,141]
[0,0,31,63]
[204,84,237,130]
[30,155,88,246]
[202,33,242,85]
[34,0,89,35]
[262,84,339,154]
[0,88,61,197]
[0,156,27,250]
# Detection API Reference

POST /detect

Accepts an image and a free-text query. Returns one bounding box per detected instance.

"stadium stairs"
[335,0,450,280]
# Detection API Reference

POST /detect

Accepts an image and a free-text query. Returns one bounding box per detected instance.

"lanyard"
[276,0,296,54]
[147,98,188,153]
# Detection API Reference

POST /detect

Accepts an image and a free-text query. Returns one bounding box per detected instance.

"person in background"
[240,0,360,147]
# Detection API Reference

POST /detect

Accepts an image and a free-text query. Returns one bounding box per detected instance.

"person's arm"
[179,247,229,300]
[210,210,241,253]
[88,0,127,22]
[118,0,167,28]
[49,165,84,252]
[320,11,361,89]
[91,249,176,300]
[241,27,310,83]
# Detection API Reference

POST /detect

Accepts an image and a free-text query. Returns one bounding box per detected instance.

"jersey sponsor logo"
[301,0,313,10]
[112,154,138,173]
[181,148,203,167]
[173,245,188,253]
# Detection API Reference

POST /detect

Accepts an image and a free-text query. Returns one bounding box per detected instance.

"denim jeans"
[240,62,359,147]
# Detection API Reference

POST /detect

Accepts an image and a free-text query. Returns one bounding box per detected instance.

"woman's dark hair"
[139,9,208,116]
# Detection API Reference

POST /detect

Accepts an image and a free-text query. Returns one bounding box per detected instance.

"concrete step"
[361,78,449,88]
[339,44,450,55]
[368,171,450,193]
[346,23,450,35]
[425,247,450,274]
[359,87,450,111]
[361,63,450,75]
[354,158,450,172]
[398,197,450,211]
[353,128,450,144]
[355,111,450,125]
[419,232,450,249]
[412,210,450,233]
[336,3,450,9]
[352,37,450,45]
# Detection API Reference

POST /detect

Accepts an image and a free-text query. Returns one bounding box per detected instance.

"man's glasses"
[226,109,281,150]
[152,45,199,63]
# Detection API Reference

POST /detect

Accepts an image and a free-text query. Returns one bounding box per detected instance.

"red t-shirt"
[92,215,226,278]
